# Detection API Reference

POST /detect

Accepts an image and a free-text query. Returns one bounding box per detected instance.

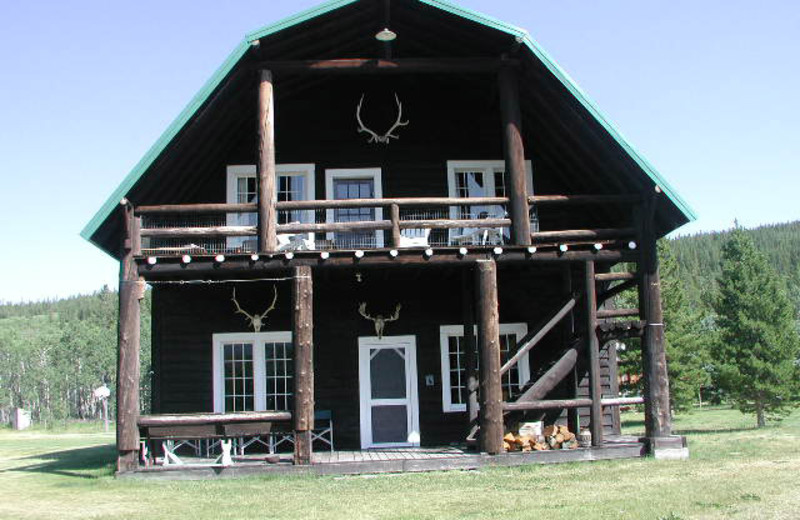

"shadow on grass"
[623,417,758,436]
[674,427,758,436]
[4,444,116,479]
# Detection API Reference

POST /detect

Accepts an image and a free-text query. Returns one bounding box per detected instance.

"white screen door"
[358,336,420,449]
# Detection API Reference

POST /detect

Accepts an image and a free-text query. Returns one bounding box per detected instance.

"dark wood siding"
[152,264,623,449]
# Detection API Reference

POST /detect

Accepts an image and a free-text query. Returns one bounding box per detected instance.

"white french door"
[358,336,420,449]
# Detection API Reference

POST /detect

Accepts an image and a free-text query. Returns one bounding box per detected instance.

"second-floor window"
[225,164,316,250]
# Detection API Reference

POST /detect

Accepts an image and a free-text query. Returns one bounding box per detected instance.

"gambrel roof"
[82,0,695,256]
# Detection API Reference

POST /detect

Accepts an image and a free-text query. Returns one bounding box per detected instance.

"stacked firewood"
[503,424,579,452]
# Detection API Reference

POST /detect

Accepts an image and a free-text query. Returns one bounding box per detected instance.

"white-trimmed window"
[446,160,534,243]
[225,164,316,250]
[439,323,530,413]
[325,168,384,248]
[212,332,294,413]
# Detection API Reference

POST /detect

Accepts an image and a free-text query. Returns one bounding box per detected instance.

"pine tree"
[658,240,711,411]
[712,226,800,427]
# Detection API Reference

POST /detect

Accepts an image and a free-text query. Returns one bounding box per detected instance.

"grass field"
[1,407,798,520]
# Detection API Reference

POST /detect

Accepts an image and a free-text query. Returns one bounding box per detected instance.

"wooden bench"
[138,411,292,466]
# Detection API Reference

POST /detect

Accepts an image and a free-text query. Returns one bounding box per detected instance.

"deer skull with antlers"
[231,286,278,332]
[358,302,402,339]
[356,93,410,144]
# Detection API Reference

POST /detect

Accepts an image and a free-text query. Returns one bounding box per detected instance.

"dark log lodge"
[82,0,694,476]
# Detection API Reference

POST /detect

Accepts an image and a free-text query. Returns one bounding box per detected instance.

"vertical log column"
[292,265,314,465]
[117,200,143,472]
[640,198,672,439]
[475,260,504,454]
[461,267,479,433]
[583,260,603,446]
[498,66,531,246]
[563,266,580,435]
[258,70,277,253]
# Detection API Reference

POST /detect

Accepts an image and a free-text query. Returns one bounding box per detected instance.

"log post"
[292,265,314,465]
[639,198,672,439]
[584,260,603,446]
[563,266,581,434]
[117,201,143,472]
[389,203,401,249]
[475,259,504,454]
[258,69,277,253]
[498,66,531,246]
[461,267,479,431]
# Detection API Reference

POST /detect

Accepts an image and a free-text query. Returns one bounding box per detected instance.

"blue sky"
[1,0,798,303]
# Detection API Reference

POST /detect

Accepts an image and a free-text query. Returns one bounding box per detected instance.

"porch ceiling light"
[375,28,397,42]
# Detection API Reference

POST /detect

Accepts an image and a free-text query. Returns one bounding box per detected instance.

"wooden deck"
[121,437,646,480]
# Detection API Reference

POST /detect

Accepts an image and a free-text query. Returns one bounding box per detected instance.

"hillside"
[671,221,800,312]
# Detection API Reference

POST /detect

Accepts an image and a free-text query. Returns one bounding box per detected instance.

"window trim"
[446,160,534,219]
[225,164,316,206]
[225,164,316,248]
[438,323,530,413]
[324,168,384,247]
[212,331,293,413]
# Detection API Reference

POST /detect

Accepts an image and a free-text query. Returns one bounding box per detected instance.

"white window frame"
[324,168,384,248]
[439,323,530,413]
[212,331,293,413]
[225,164,316,247]
[446,160,534,217]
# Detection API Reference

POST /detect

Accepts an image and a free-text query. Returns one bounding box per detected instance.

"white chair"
[398,228,431,248]
[277,233,316,251]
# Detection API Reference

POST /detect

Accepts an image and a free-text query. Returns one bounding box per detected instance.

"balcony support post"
[293,265,314,465]
[117,201,143,473]
[258,69,277,253]
[498,66,531,246]
[476,259,504,454]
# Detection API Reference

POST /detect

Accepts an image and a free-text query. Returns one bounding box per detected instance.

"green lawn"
[1,407,798,520]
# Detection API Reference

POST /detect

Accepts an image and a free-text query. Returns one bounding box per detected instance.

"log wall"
[151,264,624,449]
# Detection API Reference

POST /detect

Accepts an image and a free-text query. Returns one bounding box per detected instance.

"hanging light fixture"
[375,28,397,42]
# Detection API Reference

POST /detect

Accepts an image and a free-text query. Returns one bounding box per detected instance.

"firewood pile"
[503,424,579,452]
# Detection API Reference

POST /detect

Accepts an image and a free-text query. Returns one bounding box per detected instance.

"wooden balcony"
[132,194,641,263]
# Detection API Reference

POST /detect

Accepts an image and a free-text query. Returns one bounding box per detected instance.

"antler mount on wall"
[358,302,402,339]
[231,286,278,332]
[356,93,410,144]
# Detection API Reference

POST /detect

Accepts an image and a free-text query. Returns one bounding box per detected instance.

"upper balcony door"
[325,168,384,249]
[226,164,315,252]
[446,160,534,245]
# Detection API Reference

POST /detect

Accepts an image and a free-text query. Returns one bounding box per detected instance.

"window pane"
[264,341,294,411]
[370,348,407,399]
[371,405,408,444]
[223,342,254,412]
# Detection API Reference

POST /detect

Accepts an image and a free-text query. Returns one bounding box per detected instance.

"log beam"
[476,260,504,454]
[117,202,143,472]
[255,57,518,74]
[584,261,604,446]
[258,70,277,253]
[499,66,531,246]
[515,345,579,403]
[292,265,314,465]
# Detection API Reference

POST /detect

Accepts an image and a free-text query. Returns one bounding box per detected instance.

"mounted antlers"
[356,93,410,144]
[358,302,402,339]
[231,286,278,332]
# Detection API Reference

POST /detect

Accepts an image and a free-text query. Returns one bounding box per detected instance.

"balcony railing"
[134,195,639,257]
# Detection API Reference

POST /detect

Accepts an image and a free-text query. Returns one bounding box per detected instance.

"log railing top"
[134,194,640,214]
[137,411,292,427]
[529,194,642,205]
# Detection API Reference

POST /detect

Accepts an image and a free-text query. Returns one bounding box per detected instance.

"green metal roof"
[81,0,695,249]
